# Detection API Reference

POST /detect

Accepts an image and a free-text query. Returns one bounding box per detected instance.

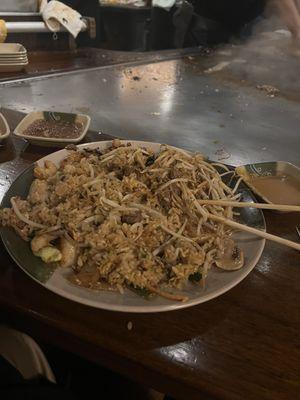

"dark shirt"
[192,0,267,33]
[62,0,98,14]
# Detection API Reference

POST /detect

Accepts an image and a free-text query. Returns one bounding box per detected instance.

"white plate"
[0,140,265,313]
[0,43,27,55]
[0,56,28,61]
[0,55,28,60]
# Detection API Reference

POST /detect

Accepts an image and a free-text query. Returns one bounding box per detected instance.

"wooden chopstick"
[208,213,300,251]
[198,199,300,213]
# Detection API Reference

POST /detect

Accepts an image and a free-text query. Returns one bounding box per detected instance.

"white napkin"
[40,0,85,39]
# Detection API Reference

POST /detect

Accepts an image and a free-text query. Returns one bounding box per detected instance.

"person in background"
[274,0,300,44]
[190,0,300,44]
[197,1,300,38]
[191,0,266,38]
[152,0,300,49]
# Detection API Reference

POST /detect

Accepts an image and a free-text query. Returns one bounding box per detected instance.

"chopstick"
[207,213,300,251]
[198,199,300,213]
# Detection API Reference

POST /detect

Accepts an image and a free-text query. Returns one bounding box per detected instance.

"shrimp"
[28,179,49,204]
[31,233,57,254]
[31,234,76,267]
[31,233,62,263]
[34,160,57,180]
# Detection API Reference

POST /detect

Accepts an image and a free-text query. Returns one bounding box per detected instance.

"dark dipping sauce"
[23,119,84,139]
[249,174,300,205]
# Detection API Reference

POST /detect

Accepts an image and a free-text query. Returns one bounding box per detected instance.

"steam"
[204,16,300,99]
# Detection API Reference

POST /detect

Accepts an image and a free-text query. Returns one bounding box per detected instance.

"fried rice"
[0,140,243,301]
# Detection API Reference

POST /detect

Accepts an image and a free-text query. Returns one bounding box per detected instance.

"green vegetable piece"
[145,155,156,166]
[189,272,202,282]
[126,283,152,299]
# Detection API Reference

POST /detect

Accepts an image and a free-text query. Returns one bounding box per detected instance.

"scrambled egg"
[36,246,62,263]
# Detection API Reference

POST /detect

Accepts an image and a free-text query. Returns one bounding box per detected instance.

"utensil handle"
[199,199,300,213]
[208,213,300,251]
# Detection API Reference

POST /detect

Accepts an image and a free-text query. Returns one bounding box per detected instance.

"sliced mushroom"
[121,211,142,225]
[215,239,244,271]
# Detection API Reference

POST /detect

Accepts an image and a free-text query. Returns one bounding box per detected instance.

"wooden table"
[0,109,299,400]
